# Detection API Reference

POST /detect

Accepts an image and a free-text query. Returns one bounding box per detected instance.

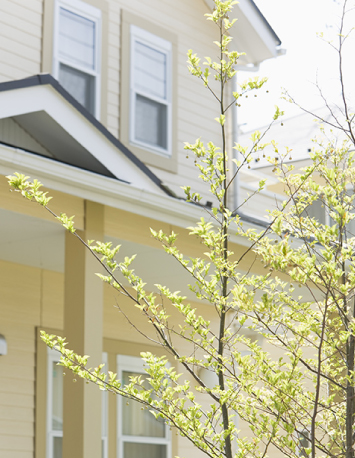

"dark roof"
[0,74,175,197]
[0,74,272,231]
[250,0,282,46]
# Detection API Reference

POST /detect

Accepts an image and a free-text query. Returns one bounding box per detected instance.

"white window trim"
[46,348,63,458]
[129,25,172,157]
[117,354,171,458]
[53,0,102,119]
[46,348,108,458]
[102,352,109,458]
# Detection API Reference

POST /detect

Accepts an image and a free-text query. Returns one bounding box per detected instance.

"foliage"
[7,1,355,458]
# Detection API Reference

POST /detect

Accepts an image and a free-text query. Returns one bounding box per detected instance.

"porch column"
[63,200,104,458]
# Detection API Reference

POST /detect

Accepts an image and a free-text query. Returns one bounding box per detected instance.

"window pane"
[135,94,167,150]
[53,437,62,458]
[124,442,166,458]
[122,371,165,438]
[52,362,63,431]
[59,63,95,114]
[302,199,325,224]
[134,41,166,100]
[59,7,95,70]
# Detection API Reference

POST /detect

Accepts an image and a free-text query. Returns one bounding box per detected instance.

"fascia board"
[236,1,280,60]
[0,85,162,195]
[203,0,280,64]
[0,144,260,248]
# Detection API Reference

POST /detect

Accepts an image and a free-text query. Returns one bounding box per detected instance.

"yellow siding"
[0,260,40,456]
[41,270,64,330]
[0,259,65,457]
[0,174,85,231]
[105,206,171,247]
[0,1,270,456]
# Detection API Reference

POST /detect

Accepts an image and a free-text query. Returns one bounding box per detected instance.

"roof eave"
[203,0,282,65]
[0,74,173,196]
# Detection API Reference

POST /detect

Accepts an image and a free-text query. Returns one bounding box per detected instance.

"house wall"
[0,1,284,455]
[0,0,227,204]
[0,0,42,82]
[0,260,63,458]
[1,177,314,458]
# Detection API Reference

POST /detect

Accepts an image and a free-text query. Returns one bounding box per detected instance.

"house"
[238,106,354,224]
[0,1,281,457]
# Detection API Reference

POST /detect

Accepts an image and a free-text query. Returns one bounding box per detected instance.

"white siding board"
[0,67,30,82]
[0,49,40,75]
[107,58,119,71]
[107,115,119,135]
[0,0,41,26]
[108,80,119,93]
[6,0,42,14]
[108,31,120,46]
[108,23,120,37]
[108,10,120,26]
[107,103,119,117]
[108,67,119,83]
[108,45,120,59]
[0,36,41,64]
[0,11,42,40]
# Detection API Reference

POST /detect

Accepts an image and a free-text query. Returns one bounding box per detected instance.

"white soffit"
[0,83,163,195]
[203,0,281,65]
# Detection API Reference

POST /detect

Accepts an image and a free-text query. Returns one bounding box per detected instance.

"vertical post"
[62,200,104,458]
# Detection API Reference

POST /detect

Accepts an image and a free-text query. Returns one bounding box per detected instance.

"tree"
[7,1,355,457]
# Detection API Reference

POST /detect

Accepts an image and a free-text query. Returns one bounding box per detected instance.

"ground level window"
[46,348,108,458]
[117,355,171,458]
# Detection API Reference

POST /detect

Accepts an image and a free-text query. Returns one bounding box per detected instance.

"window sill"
[126,141,178,173]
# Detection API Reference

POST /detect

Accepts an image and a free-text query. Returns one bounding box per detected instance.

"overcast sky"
[237,0,355,132]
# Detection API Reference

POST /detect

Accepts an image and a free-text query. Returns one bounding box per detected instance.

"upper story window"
[54,0,101,118]
[130,25,172,157]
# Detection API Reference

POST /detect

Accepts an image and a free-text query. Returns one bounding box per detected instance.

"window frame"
[46,348,64,458]
[120,11,178,173]
[116,354,171,458]
[46,347,108,458]
[129,25,172,158]
[53,0,102,118]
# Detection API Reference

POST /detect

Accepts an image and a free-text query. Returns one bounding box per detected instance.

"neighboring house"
[0,1,281,457]
[238,107,353,223]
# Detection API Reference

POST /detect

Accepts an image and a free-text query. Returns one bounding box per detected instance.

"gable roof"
[0,74,174,196]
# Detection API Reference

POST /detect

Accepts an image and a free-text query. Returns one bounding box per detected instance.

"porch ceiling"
[0,208,195,300]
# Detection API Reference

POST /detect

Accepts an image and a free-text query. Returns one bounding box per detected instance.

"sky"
[237,0,355,132]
